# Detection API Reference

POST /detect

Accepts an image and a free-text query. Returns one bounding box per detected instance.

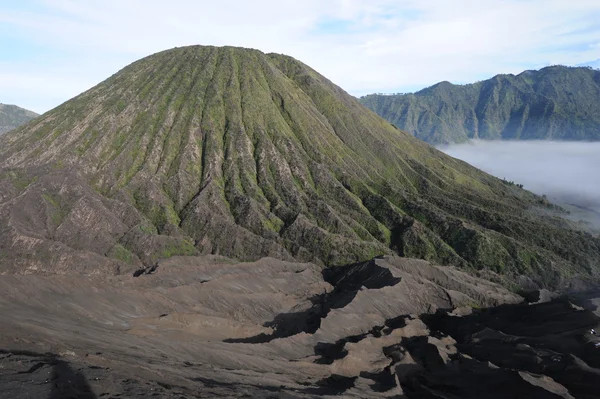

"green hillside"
[0,104,38,135]
[360,66,600,144]
[0,46,599,289]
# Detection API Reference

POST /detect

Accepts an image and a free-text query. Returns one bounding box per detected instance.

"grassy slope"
[360,66,600,144]
[0,46,599,288]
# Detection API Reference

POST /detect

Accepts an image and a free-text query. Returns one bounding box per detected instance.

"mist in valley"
[439,140,600,228]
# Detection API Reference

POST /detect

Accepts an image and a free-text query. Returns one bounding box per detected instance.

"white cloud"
[440,140,600,227]
[1,0,600,112]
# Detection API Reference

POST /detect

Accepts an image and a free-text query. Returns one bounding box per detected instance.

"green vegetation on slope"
[0,47,599,288]
[360,66,600,144]
[0,104,38,135]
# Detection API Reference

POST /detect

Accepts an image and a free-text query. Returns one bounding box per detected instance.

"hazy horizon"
[439,140,600,227]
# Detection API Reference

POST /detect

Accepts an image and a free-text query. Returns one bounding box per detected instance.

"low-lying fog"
[439,140,600,227]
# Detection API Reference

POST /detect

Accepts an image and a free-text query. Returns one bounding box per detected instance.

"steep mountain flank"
[0,104,38,135]
[360,66,600,144]
[0,46,599,288]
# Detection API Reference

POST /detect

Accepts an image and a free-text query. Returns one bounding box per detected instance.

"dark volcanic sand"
[0,256,598,398]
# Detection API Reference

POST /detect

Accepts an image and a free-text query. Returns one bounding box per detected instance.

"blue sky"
[2,0,600,113]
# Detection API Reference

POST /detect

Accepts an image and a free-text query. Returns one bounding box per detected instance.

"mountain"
[0,46,599,289]
[360,66,600,144]
[0,104,38,135]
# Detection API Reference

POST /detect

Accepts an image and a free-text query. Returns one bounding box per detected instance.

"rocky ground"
[0,255,599,398]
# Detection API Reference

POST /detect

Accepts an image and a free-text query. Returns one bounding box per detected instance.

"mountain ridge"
[0,103,38,135]
[360,65,600,144]
[1,46,599,289]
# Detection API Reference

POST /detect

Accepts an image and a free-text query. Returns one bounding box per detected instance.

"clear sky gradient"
[2,0,600,113]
